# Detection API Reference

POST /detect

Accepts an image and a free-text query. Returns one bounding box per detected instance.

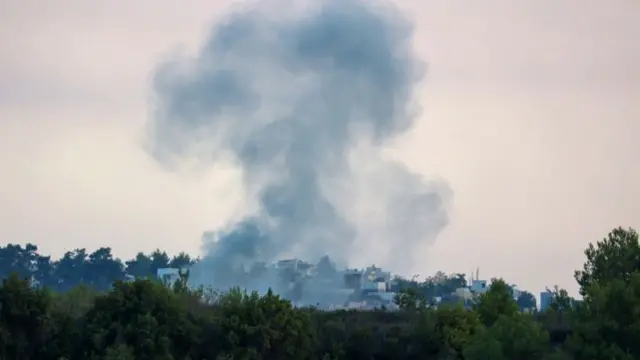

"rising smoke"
[145,0,452,297]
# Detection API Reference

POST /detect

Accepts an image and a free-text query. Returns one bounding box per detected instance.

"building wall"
[343,271,362,290]
[540,291,554,311]
[361,280,387,292]
[361,266,391,292]
[470,280,488,293]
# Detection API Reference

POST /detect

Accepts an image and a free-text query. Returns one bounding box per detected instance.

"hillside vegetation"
[1,226,638,360]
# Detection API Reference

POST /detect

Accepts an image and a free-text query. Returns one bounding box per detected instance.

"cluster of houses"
[17,247,562,311]
[154,260,536,310]
[22,255,557,311]
[155,259,399,310]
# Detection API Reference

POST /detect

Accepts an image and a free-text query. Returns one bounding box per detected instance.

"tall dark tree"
[53,249,88,292]
[211,288,315,360]
[125,252,153,279]
[169,252,194,268]
[33,254,55,288]
[85,247,125,291]
[474,278,519,327]
[566,227,640,360]
[0,244,39,279]
[464,313,550,360]
[149,249,171,277]
[574,226,640,296]
[0,273,55,359]
[517,291,538,310]
[81,279,197,360]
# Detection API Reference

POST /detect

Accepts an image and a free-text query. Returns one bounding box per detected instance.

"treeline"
[0,245,195,292]
[0,226,638,359]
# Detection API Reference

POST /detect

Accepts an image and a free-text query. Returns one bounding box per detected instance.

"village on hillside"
[156,257,556,312]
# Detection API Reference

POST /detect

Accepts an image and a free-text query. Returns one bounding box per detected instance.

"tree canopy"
[0,226,638,359]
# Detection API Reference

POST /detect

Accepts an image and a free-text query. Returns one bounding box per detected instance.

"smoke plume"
[145,0,451,292]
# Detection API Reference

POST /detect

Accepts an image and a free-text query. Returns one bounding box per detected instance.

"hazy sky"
[1,0,638,296]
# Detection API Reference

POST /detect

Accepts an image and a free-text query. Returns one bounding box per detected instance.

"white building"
[470,279,488,294]
[466,268,489,294]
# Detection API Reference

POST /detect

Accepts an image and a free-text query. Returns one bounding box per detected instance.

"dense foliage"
[0,226,638,359]
[0,245,195,293]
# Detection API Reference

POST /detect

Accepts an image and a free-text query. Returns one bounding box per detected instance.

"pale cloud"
[0,0,638,295]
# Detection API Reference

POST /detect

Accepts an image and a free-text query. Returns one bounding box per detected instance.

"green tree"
[149,249,171,277]
[537,286,572,347]
[124,252,153,279]
[54,249,88,292]
[211,288,315,360]
[464,313,550,360]
[52,283,98,319]
[86,247,125,291]
[516,291,537,311]
[474,278,519,326]
[0,244,40,279]
[81,279,197,360]
[394,287,427,311]
[566,273,640,360]
[574,226,640,296]
[103,344,136,360]
[565,227,640,360]
[0,273,58,359]
[429,304,480,358]
[169,252,195,268]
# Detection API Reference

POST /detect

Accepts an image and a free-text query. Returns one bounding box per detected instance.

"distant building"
[361,265,391,292]
[470,279,488,294]
[540,290,554,311]
[343,269,363,290]
[341,265,391,293]
[466,268,488,295]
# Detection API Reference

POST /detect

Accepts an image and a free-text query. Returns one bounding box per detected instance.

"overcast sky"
[1,0,638,296]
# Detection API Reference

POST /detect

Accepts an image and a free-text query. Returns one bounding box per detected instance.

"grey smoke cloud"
[145,0,451,290]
